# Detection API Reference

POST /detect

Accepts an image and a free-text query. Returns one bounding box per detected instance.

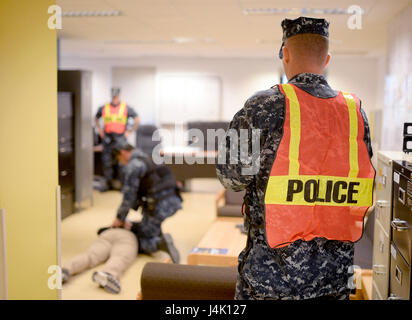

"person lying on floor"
[61,221,179,294]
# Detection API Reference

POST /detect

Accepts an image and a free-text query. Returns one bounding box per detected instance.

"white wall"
[381,4,412,151]
[327,54,384,157]
[60,56,281,124]
[60,54,382,142]
[328,55,381,112]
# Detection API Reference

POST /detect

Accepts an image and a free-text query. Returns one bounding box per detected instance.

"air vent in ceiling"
[243,8,364,15]
[62,10,123,17]
[104,38,215,45]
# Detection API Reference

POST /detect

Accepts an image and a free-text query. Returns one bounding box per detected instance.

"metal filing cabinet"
[58,92,75,219]
[58,70,93,210]
[372,151,404,299]
[389,160,412,300]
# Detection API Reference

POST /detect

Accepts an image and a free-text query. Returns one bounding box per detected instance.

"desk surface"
[188,217,247,267]
[160,149,218,159]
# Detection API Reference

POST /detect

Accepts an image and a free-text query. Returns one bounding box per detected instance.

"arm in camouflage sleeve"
[116,159,147,221]
[216,88,286,191]
[359,105,373,159]
[216,106,255,191]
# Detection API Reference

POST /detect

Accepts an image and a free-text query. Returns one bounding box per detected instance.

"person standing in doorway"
[95,88,139,191]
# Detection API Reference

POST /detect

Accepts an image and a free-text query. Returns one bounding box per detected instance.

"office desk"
[188,217,247,267]
[164,154,217,181]
[160,148,218,184]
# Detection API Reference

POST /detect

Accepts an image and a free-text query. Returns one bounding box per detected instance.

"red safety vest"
[102,102,128,134]
[264,84,375,249]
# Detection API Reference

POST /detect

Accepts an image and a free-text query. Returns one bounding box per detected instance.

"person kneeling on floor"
[109,139,182,264]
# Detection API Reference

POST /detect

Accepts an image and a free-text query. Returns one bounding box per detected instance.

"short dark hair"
[112,142,135,157]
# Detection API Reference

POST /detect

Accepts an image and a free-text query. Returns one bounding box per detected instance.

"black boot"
[157,233,180,264]
[98,179,114,192]
[62,268,70,283]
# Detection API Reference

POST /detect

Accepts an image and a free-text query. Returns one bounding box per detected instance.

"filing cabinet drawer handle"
[395,265,402,285]
[391,219,410,232]
[379,241,384,253]
[376,200,389,208]
[60,170,68,177]
[372,264,386,275]
[398,187,406,205]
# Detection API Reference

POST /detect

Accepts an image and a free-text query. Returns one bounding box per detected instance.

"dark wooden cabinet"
[58,92,75,219]
[58,70,93,211]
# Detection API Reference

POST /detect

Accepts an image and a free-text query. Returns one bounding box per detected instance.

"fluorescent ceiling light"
[104,38,215,45]
[173,37,194,44]
[62,10,123,17]
[104,40,174,44]
[243,8,364,15]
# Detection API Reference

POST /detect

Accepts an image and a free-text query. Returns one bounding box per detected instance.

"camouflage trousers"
[101,134,125,183]
[234,275,350,300]
[134,194,182,254]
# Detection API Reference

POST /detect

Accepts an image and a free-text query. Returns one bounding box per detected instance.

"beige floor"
[61,179,222,300]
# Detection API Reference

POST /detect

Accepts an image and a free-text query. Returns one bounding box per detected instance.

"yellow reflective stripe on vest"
[282,84,301,176]
[118,103,127,123]
[103,102,127,124]
[103,103,111,123]
[265,175,373,207]
[342,92,359,178]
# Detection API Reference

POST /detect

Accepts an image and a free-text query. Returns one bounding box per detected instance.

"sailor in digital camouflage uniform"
[111,140,182,263]
[95,88,139,191]
[216,17,373,300]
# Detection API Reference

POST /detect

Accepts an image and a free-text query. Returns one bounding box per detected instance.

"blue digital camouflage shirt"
[216,73,373,300]
[117,149,181,222]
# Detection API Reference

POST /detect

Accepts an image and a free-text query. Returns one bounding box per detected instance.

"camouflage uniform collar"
[288,73,327,86]
[131,148,148,160]
[287,73,337,98]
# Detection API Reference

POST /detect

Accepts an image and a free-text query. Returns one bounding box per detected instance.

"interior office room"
[1,0,412,304]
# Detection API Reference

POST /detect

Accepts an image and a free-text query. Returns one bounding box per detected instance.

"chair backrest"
[141,262,237,300]
[225,190,245,205]
[187,121,229,151]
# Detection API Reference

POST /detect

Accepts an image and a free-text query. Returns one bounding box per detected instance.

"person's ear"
[324,53,331,68]
[283,46,290,64]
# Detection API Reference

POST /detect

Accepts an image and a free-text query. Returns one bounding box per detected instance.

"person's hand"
[111,218,124,228]
[124,221,132,230]
[124,130,131,138]
[99,129,105,139]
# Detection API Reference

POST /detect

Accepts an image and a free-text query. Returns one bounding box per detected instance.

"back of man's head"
[285,33,329,68]
[112,141,135,157]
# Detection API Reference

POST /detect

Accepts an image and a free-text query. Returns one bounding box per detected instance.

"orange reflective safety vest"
[264,84,375,249]
[102,102,128,134]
